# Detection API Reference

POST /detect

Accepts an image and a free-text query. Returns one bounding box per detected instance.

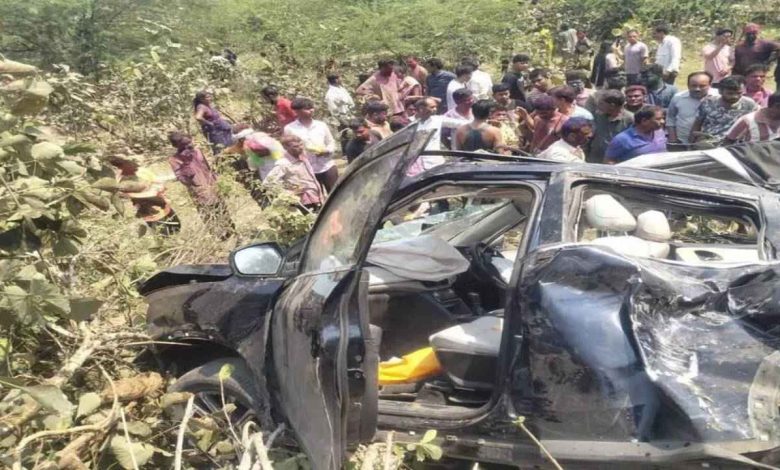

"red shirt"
[275,97,297,127]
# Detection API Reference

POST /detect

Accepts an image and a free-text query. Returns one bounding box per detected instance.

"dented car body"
[141,126,780,469]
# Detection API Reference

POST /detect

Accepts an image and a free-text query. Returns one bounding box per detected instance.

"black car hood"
[727,140,780,191]
[138,264,233,295]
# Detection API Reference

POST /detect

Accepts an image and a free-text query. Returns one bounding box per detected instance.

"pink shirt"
[746,87,771,107]
[701,43,734,83]
[263,153,325,206]
[357,72,405,114]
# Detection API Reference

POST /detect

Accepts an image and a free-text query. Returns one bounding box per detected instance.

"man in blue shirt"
[425,58,456,114]
[605,105,667,163]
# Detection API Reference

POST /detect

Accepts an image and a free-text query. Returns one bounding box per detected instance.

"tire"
[170,357,260,412]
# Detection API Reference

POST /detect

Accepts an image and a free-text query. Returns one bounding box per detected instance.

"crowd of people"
[110,21,780,236]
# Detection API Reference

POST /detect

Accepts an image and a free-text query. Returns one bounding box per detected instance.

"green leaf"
[110,434,155,469]
[30,142,63,161]
[3,284,31,322]
[218,363,234,382]
[68,298,102,321]
[92,177,120,192]
[420,429,437,444]
[57,160,85,175]
[62,142,97,155]
[112,192,126,216]
[77,392,103,417]
[53,236,80,257]
[422,443,443,461]
[24,384,74,415]
[122,420,152,437]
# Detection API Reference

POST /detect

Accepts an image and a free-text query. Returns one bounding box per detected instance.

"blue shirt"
[426,70,456,113]
[605,126,667,163]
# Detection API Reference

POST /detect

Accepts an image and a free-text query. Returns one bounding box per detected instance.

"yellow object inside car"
[378,347,442,385]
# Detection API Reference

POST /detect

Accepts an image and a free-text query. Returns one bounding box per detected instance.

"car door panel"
[271,124,434,470]
[507,168,780,449]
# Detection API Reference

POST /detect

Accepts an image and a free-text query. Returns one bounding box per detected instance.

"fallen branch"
[383,431,394,470]
[173,394,195,470]
[514,417,563,470]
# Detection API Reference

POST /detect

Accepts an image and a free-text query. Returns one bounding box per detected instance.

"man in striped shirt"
[724,93,780,144]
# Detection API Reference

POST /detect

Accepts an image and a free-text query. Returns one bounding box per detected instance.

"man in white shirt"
[446,65,473,111]
[666,72,719,144]
[463,57,493,100]
[324,73,355,153]
[283,97,338,191]
[538,117,593,162]
[406,97,471,175]
[324,74,354,124]
[653,24,682,85]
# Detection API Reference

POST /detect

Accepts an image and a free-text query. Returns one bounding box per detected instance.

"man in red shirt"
[261,85,297,130]
[733,23,780,77]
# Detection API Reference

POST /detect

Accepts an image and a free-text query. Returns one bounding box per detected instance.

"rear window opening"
[573,183,762,265]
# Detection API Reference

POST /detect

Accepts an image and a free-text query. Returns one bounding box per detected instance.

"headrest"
[584,194,637,232]
[635,210,671,242]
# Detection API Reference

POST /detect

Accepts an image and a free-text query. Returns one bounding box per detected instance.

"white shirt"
[468,69,494,100]
[537,139,584,162]
[324,85,354,122]
[446,80,467,111]
[572,106,594,120]
[655,35,682,73]
[666,88,720,143]
[407,115,470,175]
[282,119,336,173]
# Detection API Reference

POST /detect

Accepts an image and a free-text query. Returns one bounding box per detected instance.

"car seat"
[586,196,671,259]
[429,316,503,390]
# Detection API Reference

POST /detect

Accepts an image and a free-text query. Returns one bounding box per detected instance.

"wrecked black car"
[140,125,780,469]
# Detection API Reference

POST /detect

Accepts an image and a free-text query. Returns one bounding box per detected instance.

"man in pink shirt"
[702,28,734,85]
[265,134,326,212]
[356,59,405,115]
[744,64,772,107]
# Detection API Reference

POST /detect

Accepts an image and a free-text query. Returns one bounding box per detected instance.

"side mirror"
[230,243,284,276]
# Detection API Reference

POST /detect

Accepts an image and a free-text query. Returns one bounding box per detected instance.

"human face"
[597,100,620,116]
[746,71,766,90]
[493,90,510,105]
[283,138,305,157]
[652,31,664,42]
[687,74,711,99]
[766,103,780,120]
[405,103,416,117]
[204,93,213,105]
[460,72,472,84]
[406,57,418,68]
[379,64,394,76]
[627,31,639,44]
[457,95,475,109]
[368,110,387,124]
[576,31,586,40]
[717,32,733,45]
[354,126,370,141]
[567,79,585,93]
[565,125,593,147]
[512,60,529,73]
[643,110,665,131]
[532,75,550,91]
[721,87,743,106]
[295,107,315,120]
[625,90,646,108]
[490,110,509,122]
[416,99,437,120]
[536,108,556,120]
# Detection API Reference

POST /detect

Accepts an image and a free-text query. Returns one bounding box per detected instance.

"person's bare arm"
[355,76,375,96]
[453,125,467,150]
[490,127,510,155]
[194,105,208,124]
[689,117,703,143]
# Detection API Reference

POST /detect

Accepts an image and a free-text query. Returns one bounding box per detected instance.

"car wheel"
[169,357,262,467]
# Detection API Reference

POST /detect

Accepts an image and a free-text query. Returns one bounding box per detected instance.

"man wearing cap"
[733,23,780,77]
[702,29,735,86]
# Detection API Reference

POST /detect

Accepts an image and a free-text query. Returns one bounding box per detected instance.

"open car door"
[619,140,780,191]
[271,124,434,470]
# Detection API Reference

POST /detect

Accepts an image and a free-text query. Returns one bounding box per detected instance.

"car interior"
[572,184,761,265]
[361,181,763,413]
[364,184,535,409]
